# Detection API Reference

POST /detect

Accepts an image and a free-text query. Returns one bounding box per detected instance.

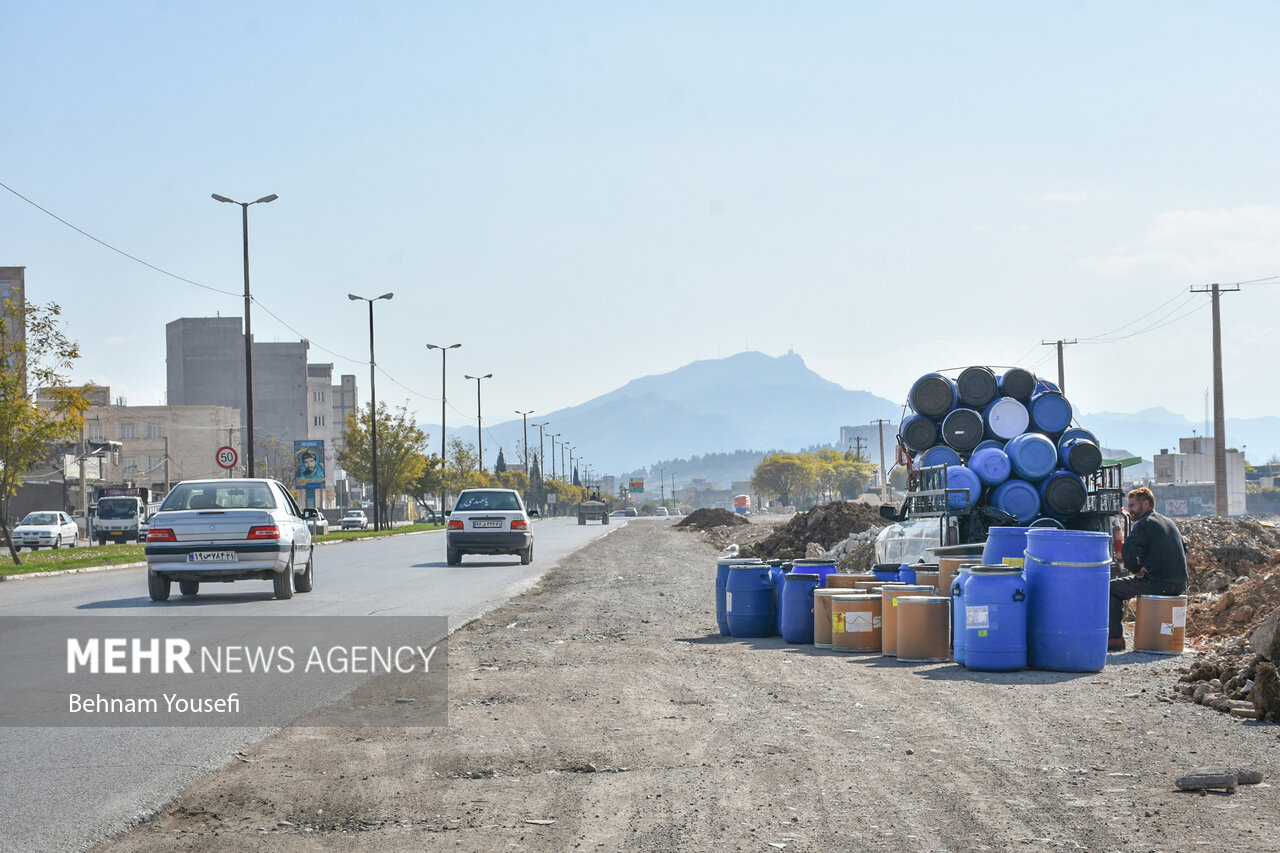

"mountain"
[427,351,902,478]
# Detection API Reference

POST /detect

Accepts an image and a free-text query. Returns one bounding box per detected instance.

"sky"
[5,2,1280,443]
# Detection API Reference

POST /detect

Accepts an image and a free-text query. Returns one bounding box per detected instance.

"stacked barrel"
[899,366,1104,525]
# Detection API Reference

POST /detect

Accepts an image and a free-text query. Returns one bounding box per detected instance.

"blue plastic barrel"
[726,564,777,638]
[956,366,999,408]
[1039,469,1088,517]
[717,557,762,635]
[983,397,1029,440]
[780,572,821,643]
[1028,391,1072,435]
[1058,437,1102,477]
[1004,432,1059,481]
[998,368,1037,402]
[990,479,1041,524]
[972,438,1006,453]
[768,561,789,634]
[900,414,939,453]
[1034,377,1061,394]
[950,566,974,664]
[897,564,918,584]
[873,564,901,583]
[791,558,838,587]
[1024,529,1112,672]
[942,407,985,453]
[962,566,1028,672]
[916,444,963,469]
[968,445,1012,487]
[1058,427,1098,447]
[909,372,958,419]
[981,526,1030,568]
[944,465,981,510]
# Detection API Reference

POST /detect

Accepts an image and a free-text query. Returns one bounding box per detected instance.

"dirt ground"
[97,519,1280,853]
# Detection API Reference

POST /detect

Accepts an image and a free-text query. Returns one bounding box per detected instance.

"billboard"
[629,478,644,494]
[294,439,326,488]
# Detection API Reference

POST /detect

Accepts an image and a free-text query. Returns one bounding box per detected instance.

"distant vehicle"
[92,486,161,545]
[301,507,329,536]
[577,495,610,525]
[609,507,638,518]
[654,506,670,517]
[144,478,314,601]
[12,511,79,551]
[446,488,533,566]
[341,510,369,530]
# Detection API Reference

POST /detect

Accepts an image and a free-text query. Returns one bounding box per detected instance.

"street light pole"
[211,192,278,477]
[549,434,559,481]
[427,343,461,513]
[659,467,665,505]
[464,374,492,472]
[515,410,534,472]
[349,292,394,530]
[534,422,549,479]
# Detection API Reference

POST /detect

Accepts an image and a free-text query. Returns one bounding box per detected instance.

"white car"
[12,511,79,551]
[654,506,670,517]
[446,488,533,566]
[301,507,329,536]
[341,510,369,530]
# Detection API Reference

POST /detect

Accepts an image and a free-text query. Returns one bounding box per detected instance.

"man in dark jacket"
[1109,486,1187,651]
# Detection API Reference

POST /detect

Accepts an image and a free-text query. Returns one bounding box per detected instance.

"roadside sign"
[216,446,238,470]
[547,494,557,505]
[629,478,644,493]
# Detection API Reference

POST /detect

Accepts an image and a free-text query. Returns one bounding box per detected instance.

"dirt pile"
[1178,516,1280,595]
[741,501,883,561]
[1186,571,1280,639]
[676,508,749,530]
[1172,640,1280,722]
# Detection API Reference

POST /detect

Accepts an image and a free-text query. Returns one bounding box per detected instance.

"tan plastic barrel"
[938,558,966,597]
[853,581,883,592]
[912,571,940,593]
[813,589,844,648]
[896,596,951,662]
[1133,595,1187,655]
[832,594,882,652]
[880,585,936,656]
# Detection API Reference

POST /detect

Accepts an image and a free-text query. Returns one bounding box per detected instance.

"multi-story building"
[1152,436,1246,516]
[0,266,26,394]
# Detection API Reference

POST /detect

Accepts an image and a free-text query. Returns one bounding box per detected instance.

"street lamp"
[464,373,493,472]
[568,446,577,485]
[548,434,560,480]
[534,422,549,479]
[515,410,534,473]
[349,292,394,530]
[427,343,461,512]
[659,467,666,505]
[211,191,278,477]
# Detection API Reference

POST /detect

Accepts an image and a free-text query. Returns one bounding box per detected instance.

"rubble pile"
[675,508,749,530]
[741,501,883,561]
[1177,516,1280,595]
[1185,571,1280,638]
[1172,605,1280,722]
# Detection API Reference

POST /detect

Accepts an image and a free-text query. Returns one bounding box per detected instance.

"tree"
[750,453,813,507]
[572,464,581,487]
[337,403,428,525]
[495,447,507,473]
[0,301,91,564]
[444,437,489,497]
[255,435,298,492]
[413,454,446,511]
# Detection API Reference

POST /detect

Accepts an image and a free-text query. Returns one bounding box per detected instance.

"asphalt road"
[0,516,625,853]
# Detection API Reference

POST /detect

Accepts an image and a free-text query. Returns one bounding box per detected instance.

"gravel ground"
[95,518,1280,852]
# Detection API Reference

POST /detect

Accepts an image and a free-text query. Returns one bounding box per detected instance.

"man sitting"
[1109,486,1188,651]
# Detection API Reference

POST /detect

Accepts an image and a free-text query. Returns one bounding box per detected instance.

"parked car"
[341,510,369,530]
[12,511,79,551]
[446,488,533,566]
[143,478,314,601]
[301,507,329,536]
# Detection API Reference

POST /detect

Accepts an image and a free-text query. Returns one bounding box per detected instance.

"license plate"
[186,552,238,563]
[472,520,502,529]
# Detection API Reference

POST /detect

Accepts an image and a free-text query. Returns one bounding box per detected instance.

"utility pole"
[1191,283,1240,517]
[853,436,867,461]
[163,435,171,494]
[871,419,892,501]
[1039,339,1078,393]
[659,467,665,505]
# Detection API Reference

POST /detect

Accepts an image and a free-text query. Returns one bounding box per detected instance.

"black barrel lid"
[786,573,820,581]
[957,366,998,408]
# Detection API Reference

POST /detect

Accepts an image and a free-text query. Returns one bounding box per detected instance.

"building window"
[120,423,136,440]
[313,390,326,402]
[122,457,138,474]
[87,422,104,440]
[148,455,164,472]
[314,415,326,427]
[147,423,163,439]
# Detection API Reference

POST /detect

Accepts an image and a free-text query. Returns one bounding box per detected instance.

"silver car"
[446,488,533,566]
[144,479,314,601]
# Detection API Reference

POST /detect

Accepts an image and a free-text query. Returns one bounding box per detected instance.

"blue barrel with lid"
[726,563,777,638]
[990,478,1041,524]
[1005,432,1059,481]
[1039,469,1088,517]
[1058,437,1102,477]
[950,566,974,664]
[968,445,1012,487]
[983,396,1029,440]
[791,558,838,586]
[909,372,958,419]
[982,526,1030,569]
[942,407,985,453]
[900,414,939,453]
[780,573,821,644]
[1028,391,1072,435]
[1024,529,1112,672]
[717,557,763,635]
[872,564,901,583]
[962,565,1028,672]
[916,444,962,470]
[998,368,1037,402]
[944,465,981,510]
[956,366,999,408]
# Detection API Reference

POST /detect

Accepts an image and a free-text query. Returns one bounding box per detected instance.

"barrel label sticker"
[978,629,988,637]
[725,592,732,612]
[873,616,882,629]
[1001,557,1025,568]
[846,612,874,633]
[832,613,844,633]
[966,605,990,629]
[1161,622,1175,636]
[1171,607,1187,628]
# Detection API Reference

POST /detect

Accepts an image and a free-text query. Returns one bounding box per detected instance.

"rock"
[1212,590,1236,612]
[1250,606,1280,661]
[1233,768,1265,785]
[1230,706,1260,719]
[1193,684,1215,703]
[805,542,827,559]
[1251,662,1280,721]
[1228,605,1256,624]
[1176,770,1237,792]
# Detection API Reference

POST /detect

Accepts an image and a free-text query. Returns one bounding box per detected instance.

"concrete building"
[1152,436,1246,516]
[0,266,26,394]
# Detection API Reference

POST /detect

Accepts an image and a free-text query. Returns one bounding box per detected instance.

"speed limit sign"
[216,446,239,470]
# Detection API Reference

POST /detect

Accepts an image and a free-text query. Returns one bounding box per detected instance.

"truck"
[91,486,161,545]
[577,494,610,525]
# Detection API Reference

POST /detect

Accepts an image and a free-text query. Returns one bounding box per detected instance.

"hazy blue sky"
[5,2,1280,435]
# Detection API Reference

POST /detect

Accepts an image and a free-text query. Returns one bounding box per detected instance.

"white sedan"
[12,511,79,551]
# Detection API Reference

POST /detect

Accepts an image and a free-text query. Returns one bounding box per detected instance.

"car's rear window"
[455,491,520,511]
[161,484,277,511]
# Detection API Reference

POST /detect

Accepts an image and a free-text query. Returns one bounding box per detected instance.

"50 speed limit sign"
[216,446,239,470]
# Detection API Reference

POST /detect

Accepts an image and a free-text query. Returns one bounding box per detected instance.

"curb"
[0,561,147,581]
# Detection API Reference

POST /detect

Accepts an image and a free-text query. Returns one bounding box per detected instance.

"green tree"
[337,403,428,525]
[495,447,507,473]
[750,453,814,507]
[444,437,489,498]
[413,453,446,511]
[0,301,91,564]
[572,464,581,487]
